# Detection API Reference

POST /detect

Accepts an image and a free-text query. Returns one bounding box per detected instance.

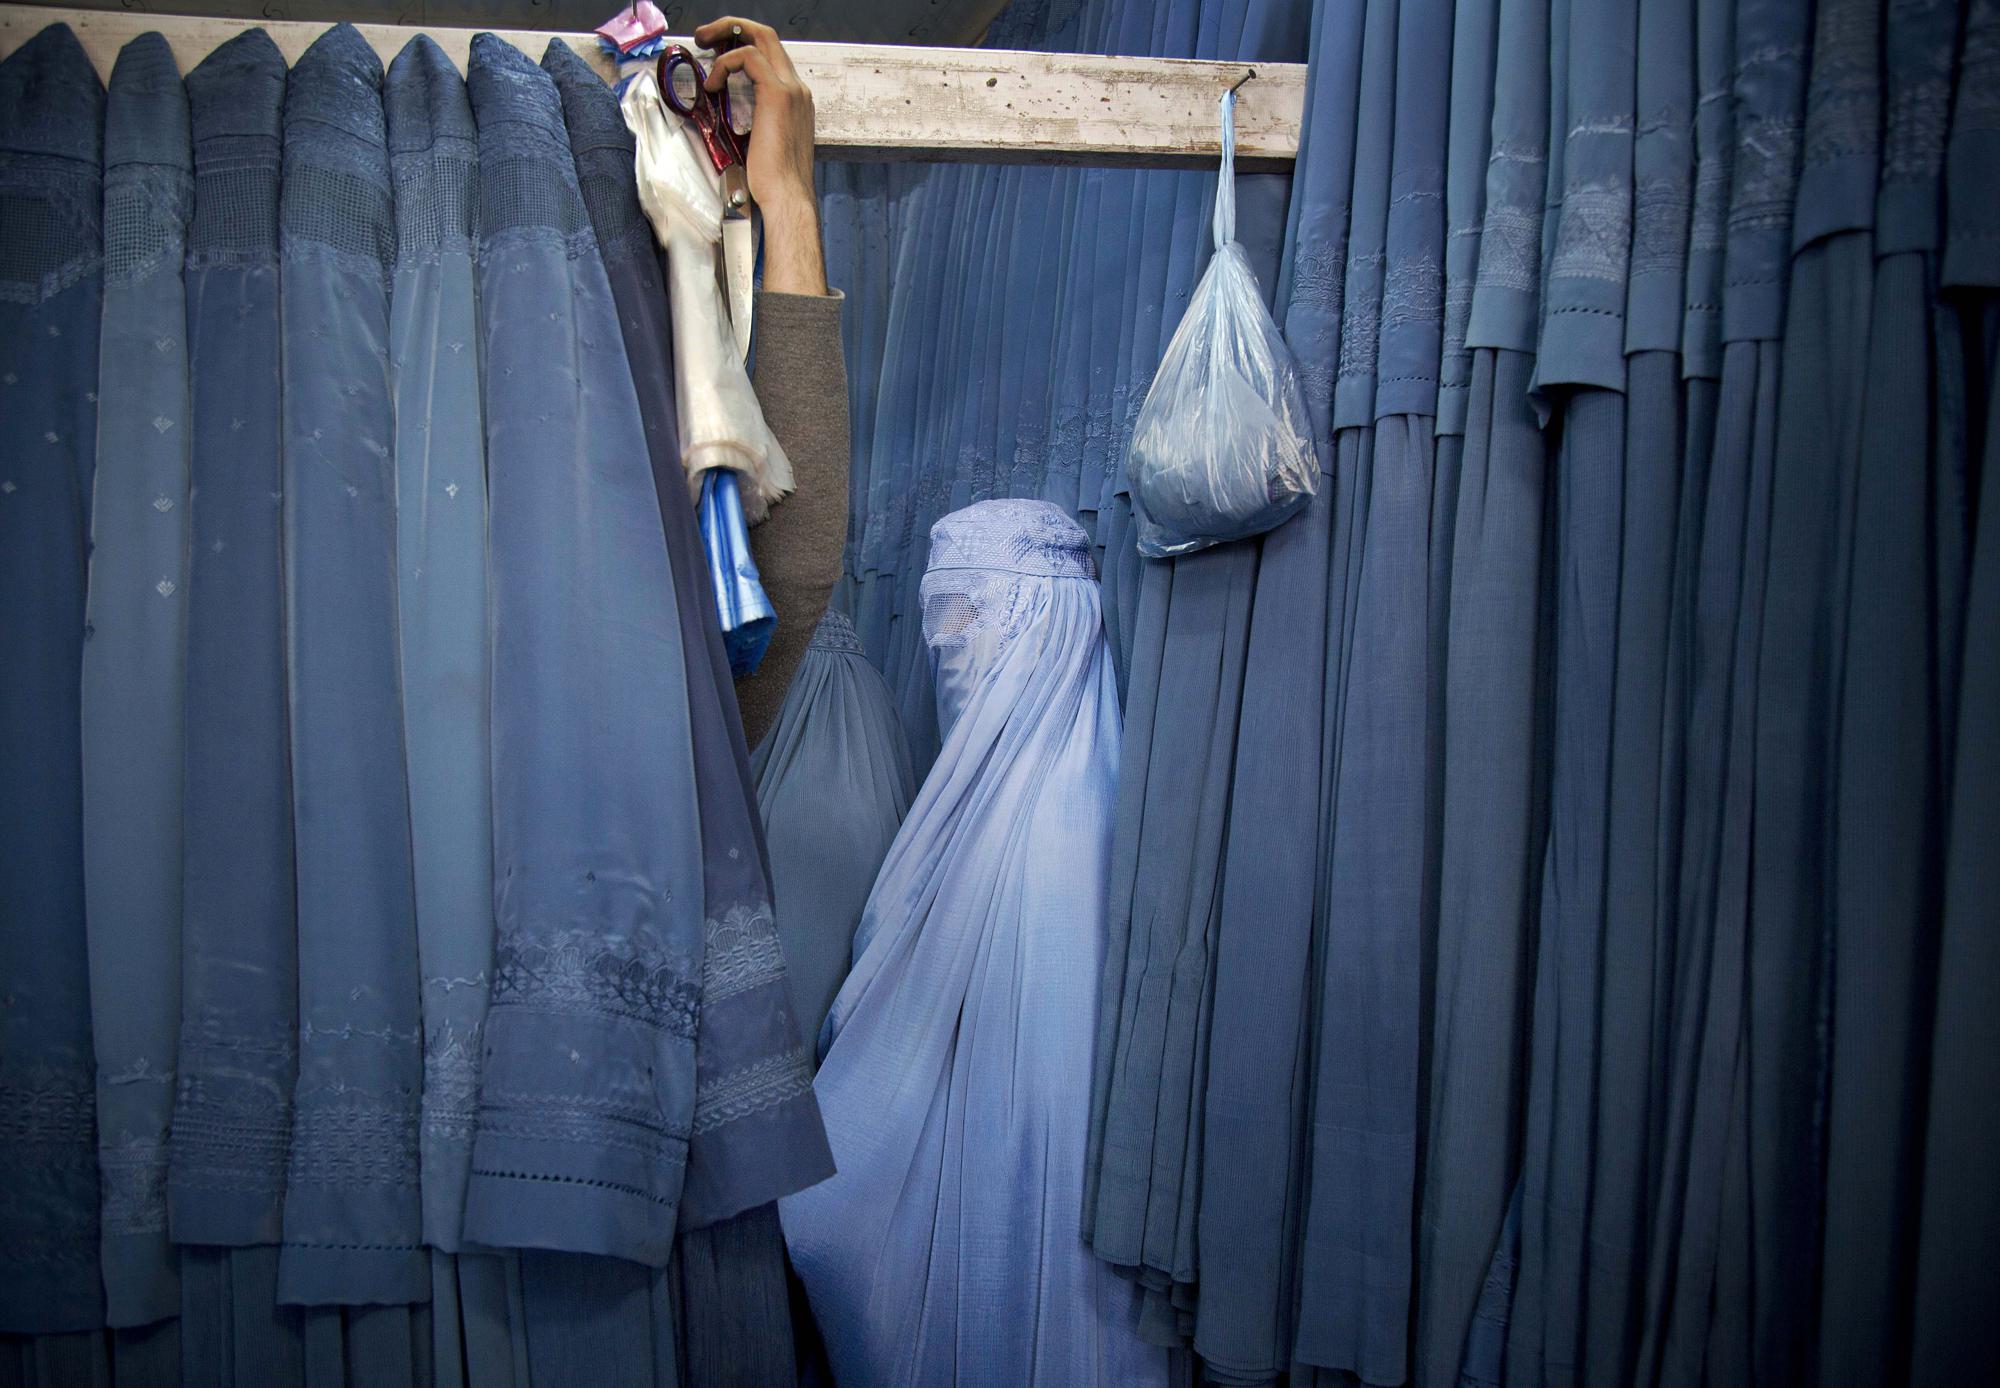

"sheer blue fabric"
[384,33,491,1258]
[781,500,1167,1387]
[750,609,917,1048]
[82,30,191,1330]
[170,26,295,1255]
[275,24,426,1309]
[0,19,105,1338]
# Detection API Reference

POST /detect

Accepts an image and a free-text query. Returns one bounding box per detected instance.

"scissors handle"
[659,44,746,178]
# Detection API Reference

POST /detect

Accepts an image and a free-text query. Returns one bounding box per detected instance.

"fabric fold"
[750,608,918,1049]
[276,22,427,1308]
[384,32,493,1257]
[170,24,295,1251]
[0,19,107,1337]
[463,31,705,1268]
[83,28,193,1330]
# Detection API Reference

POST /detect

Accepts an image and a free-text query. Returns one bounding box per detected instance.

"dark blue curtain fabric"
[82,31,192,1332]
[0,19,105,1341]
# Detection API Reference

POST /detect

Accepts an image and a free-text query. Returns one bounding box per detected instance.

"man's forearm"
[759,192,828,297]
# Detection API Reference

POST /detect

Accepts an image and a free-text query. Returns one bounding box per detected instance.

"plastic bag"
[1125,90,1314,558]
[621,69,794,521]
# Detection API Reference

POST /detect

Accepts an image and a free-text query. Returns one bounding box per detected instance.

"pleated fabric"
[383,35,491,1257]
[520,43,692,1388]
[1910,8,2000,1378]
[0,19,107,1340]
[749,609,918,1047]
[1813,6,1965,1385]
[274,24,426,1309]
[1414,0,1556,1367]
[169,25,295,1255]
[1190,0,1364,1373]
[1290,0,1451,1369]
[461,31,705,1269]
[81,31,191,1332]
[782,500,1169,1388]
[1078,0,1307,1352]
[1737,0,1885,1374]
[545,37,819,1385]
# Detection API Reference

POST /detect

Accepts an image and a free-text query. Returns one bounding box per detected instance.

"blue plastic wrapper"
[698,469,776,677]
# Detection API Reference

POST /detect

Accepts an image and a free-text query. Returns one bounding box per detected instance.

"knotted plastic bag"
[1125,89,1314,558]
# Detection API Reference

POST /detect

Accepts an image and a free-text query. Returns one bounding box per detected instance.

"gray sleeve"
[737,286,851,748]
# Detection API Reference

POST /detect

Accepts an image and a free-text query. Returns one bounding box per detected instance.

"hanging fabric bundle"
[170,24,294,1259]
[460,31,708,1267]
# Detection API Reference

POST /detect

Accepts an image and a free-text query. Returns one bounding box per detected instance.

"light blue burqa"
[780,500,1167,1388]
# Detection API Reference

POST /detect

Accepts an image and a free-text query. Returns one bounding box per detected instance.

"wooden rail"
[0,4,1305,169]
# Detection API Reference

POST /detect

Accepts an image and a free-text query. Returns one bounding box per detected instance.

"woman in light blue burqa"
[780,499,1167,1387]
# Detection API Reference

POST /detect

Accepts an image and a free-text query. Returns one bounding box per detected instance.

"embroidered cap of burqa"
[780,499,1166,1388]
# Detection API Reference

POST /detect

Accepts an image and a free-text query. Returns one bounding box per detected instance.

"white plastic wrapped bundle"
[621,69,793,520]
[1125,89,1314,558]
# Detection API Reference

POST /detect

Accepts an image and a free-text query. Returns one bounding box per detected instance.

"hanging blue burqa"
[170,29,297,1255]
[384,34,493,1257]
[275,25,427,1309]
[1082,2,1304,1346]
[462,32,713,1270]
[540,38,829,1387]
[1192,0,1366,1376]
[0,20,105,1339]
[782,499,1167,1388]
[751,609,918,1048]
[81,29,192,1332]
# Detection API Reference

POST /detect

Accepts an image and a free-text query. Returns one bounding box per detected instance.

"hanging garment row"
[0,18,892,1385]
[822,0,1998,1382]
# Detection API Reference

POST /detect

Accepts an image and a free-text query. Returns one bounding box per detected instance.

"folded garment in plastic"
[1125,90,1314,558]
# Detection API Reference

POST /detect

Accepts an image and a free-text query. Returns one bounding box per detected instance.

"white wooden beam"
[0,4,1303,169]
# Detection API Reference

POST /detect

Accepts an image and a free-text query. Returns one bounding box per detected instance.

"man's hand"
[694,15,828,296]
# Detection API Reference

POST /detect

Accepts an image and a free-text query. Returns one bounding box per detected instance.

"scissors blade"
[722,215,755,362]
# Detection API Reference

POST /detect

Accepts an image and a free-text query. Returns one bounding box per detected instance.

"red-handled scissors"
[658,43,751,216]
